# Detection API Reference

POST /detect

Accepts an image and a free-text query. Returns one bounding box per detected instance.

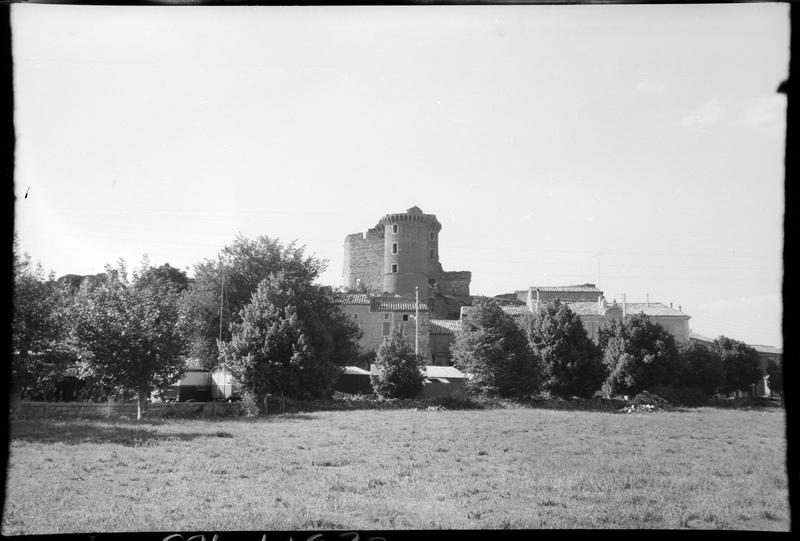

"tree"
[183,235,325,368]
[451,299,538,397]
[525,301,605,398]
[678,341,725,396]
[69,261,190,419]
[135,262,190,292]
[712,336,763,395]
[219,271,360,402]
[601,313,684,397]
[766,359,782,396]
[370,328,424,399]
[12,246,76,405]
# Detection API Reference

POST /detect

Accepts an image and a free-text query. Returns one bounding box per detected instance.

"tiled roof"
[342,366,371,376]
[424,365,467,379]
[369,364,467,379]
[561,301,603,316]
[460,300,689,320]
[691,333,783,355]
[530,284,602,293]
[624,303,689,318]
[430,319,462,334]
[751,344,782,355]
[690,332,715,344]
[501,306,531,317]
[371,297,429,312]
[460,305,533,319]
[335,293,371,305]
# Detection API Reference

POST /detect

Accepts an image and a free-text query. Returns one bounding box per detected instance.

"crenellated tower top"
[379,207,442,231]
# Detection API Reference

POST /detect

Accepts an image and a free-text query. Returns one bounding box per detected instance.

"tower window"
[384,313,390,320]
[429,248,435,260]
[392,243,398,254]
[429,232,435,241]
[392,264,398,273]
[392,224,398,234]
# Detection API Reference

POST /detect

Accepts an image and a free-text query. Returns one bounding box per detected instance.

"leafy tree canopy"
[134,259,190,292]
[525,300,605,398]
[712,336,763,395]
[601,314,684,397]
[184,235,326,367]
[370,328,424,399]
[451,299,538,398]
[678,341,725,395]
[13,246,78,403]
[69,260,191,419]
[219,271,360,400]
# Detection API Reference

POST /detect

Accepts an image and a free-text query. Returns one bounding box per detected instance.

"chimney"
[598,295,603,311]
[679,304,682,312]
[670,302,673,309]
[646,293,649,306]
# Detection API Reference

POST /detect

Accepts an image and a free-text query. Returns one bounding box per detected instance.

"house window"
[429,248,435,260]
[392,224,398,234]
[392,243,398,254]
[392,264,398,273]
[402,314,409,322]
[352,313,359,320]
[382,322,390,336]
[384,313,390,320]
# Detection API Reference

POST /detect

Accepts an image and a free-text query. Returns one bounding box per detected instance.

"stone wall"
[15,401,241,418]
[440,271,472,297]
[342,226,384,292]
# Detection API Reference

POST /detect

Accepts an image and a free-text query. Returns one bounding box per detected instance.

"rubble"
[618,391,672,413]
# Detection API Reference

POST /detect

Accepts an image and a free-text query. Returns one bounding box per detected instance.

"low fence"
[14,400,241,418]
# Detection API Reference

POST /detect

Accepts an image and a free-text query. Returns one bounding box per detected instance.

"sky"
[12,4,786,348]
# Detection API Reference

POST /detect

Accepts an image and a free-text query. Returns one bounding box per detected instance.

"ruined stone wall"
[342,226,384,292]
[440,271,472,297]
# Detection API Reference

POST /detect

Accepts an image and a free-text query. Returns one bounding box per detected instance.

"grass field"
[2,406,789,533]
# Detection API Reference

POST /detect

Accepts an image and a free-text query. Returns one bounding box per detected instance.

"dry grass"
[2,407,788,533]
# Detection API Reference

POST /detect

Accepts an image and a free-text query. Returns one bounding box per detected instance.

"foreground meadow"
[2,407,788,533]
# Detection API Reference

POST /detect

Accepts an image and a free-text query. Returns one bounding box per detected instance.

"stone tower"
[379,206,442,298]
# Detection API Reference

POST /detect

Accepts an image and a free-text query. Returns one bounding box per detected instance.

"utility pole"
[415,286,419,356]
[219,257,225,345]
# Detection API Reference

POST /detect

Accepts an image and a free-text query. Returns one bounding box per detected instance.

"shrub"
[238,392,261,417]
[370,329,424,399]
